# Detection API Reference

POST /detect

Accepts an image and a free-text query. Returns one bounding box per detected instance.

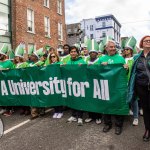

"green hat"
[28,45,35,55]
[81,43,87,48]
[34,48,44,59]
[15,44,25,58]
[124,36,137,51]
[88,39,99,54]
[102,36,114,46]
[44,45,51,51]
[0,43,9,56]
[121,38,127,50]
[8,50,15,60]
[98,42,104,52]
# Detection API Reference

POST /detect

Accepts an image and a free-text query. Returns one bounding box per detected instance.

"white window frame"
[58,23,63,41]
[44,16,50,37]
[57,0,62,15]
[44,0,50,8]
[27,8,35,33]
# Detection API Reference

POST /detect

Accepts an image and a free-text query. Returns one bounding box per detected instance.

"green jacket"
[15,62,29,68]
[127,52,142,103]
[66,57,86,64]
[60,55,71,64]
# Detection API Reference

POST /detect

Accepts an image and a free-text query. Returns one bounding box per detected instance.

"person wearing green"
[81,44,90,62]
[67,46,85,126]
[85,40,102,124]
[13,44,30,115]
[123,36,139,126]
[100,40,127,135]
[28,48,45,120]
[0,44,14,116]
[60,44,71,64]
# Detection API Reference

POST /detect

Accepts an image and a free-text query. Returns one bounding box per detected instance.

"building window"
[87,26,88,30]
[44,16,50,37]
[44,0,49,8]
[90,34,93,39]
[27,9,34,33]
[57,0,62,15]
[102,31,106,37]
[58,23,63,40]
[90,25,93,31]
[102,22,106,27]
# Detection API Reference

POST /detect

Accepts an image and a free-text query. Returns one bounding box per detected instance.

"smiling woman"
[0,118,4,138]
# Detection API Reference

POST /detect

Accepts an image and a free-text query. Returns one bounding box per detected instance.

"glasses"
[51,55,56,58]
[124,49,131,51]
[143,40,150,43]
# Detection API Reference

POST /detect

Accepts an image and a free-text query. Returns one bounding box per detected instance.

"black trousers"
[103,114,124,127]
[136,84,150,130]
[88,112,102,120]
[54,106,63,113]
[72,109,83,118]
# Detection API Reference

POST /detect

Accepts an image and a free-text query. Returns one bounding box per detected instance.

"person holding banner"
[99,40,127,135]
[66,46,86,126]
[128,35,150,142]
[13,44,30,116]
[49,52,63,119]
[28,48,45,119]
[85,39,102,124]
[0,44,14,116]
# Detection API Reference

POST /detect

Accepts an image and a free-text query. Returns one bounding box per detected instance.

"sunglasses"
[51,55,56,58]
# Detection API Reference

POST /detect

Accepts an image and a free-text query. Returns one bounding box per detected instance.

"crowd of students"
[0,35,150,142]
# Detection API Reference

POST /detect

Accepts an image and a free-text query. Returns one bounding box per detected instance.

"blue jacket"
[127,51,142,103]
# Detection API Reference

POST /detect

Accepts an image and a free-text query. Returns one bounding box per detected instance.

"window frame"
[27,8,35,33]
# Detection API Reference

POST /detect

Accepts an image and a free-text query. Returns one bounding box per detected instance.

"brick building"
[7,0,66,51]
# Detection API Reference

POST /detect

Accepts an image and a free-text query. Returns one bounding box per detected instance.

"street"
[0,110,150,150]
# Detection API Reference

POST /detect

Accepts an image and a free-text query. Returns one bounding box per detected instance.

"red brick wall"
[11,0,66,51]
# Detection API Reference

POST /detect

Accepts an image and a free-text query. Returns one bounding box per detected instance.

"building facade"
[0,0,11,48]
[66,23,82,46]
[0,0,66,51]
[80,14,121,45]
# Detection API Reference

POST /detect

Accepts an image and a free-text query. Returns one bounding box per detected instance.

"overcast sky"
[65,0,150,45]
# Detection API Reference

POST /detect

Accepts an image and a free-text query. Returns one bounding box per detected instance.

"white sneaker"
[0,109,6,115]
[77,118,83,126]
[85,118,93,123]
[95,119,102,125]
[133,118,139,126]
[67,116,77,122]
[52,113,58,118]
[129,110,133,115]
[139,109,143,116]
[56,113,63,119]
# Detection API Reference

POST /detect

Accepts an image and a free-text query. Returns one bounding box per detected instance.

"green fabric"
[28,60,44,67]
[0,60,14,70]
[98,54,126,64]
[60,55,71,64]
[125,58,134,81]
[0,44,9,56]
[15,62,29,68]
[66,57,86,64]
[0,64,129,115]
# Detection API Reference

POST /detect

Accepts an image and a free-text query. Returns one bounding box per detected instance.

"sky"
[65,0,150,45]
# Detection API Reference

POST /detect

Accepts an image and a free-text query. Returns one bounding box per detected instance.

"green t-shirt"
[66,57,86,64]
[98,54,126,64]
[0,60,14,70]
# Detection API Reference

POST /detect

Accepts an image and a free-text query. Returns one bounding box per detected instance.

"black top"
[136,51,150,86]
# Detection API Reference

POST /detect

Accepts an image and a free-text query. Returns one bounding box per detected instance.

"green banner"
[0,64,129,115]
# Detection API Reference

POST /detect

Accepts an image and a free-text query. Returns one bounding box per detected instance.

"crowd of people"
[0,35,150,142]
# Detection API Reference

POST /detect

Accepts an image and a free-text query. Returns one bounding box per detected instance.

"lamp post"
[77,28,83,52]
